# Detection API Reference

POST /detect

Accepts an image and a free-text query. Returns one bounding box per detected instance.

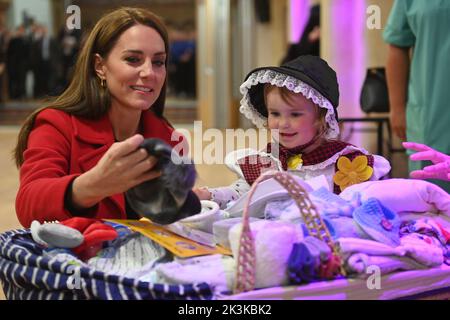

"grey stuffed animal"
[125,138,201,224]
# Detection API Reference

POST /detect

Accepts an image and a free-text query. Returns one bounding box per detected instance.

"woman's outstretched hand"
[193,187,212,200]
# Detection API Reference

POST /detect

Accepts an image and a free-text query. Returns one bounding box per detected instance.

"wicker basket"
[233,170,345,294]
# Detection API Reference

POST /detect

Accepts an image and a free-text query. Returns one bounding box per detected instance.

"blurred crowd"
[0,20,83,102]
[167,21,196,99]
[0,18,197,103]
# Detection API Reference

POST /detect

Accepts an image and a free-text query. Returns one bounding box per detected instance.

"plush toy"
[126,138,201,225]
[30,220,84,248]
[61,218,118,260]
[30,218,118,261]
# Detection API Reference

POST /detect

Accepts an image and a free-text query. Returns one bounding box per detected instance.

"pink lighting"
[289,0,310,43]
[330,0,366,146]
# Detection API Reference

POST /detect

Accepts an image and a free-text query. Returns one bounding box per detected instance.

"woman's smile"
[130,85,154,95]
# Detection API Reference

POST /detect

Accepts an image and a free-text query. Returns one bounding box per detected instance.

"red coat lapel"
[72,113,123,212]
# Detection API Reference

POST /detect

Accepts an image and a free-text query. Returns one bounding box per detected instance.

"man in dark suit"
[7,25,29,99]
[31,24,60,98]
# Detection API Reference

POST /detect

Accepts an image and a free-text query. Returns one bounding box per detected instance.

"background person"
[384,0,450,192]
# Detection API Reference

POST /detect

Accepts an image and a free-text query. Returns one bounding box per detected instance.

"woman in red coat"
[14,8,188,227]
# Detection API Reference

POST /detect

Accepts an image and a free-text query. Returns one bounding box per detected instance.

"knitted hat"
[239,55,340,139]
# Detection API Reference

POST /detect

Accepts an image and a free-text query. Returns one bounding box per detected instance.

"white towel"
[228,220,303,289]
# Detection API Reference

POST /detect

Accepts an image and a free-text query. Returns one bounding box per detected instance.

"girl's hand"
[193,187,212,200]
[72,134,161,209]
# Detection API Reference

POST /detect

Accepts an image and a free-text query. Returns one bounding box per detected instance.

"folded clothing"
[88,233,171,281]
[263,197,299,221]
[288,236,333,284]
[154,254,235,293]
[352,198,400,247]
[337,237,405,256]
[340,179,450,215]
[263,187,360,222]
[325,216,370,240]
[300,217,338,240]
[337,235,444,268]
[345,253,427,276]
[400,218,450,247]
[398,233,444,267]
[309,187,359,218]
[288,242,317,284]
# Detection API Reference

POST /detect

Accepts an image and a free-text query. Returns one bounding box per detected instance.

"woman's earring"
[101,78,106,88]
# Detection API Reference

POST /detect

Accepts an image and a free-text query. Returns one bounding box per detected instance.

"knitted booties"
[126,138,201,225]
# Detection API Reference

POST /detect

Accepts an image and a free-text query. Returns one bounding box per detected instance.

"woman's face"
[267,87,319,148]
[95,24,167,113]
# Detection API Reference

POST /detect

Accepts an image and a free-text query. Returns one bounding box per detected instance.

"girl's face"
[267,87,319,148]
[95,24,167,113]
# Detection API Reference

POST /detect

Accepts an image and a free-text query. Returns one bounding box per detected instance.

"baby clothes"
[352,198,401,247]
[400,218,450,247]
[345,253,426,276]
[288,236,334,284]
[154,254,235,293]
[340,179,450,214]
[398,234,444,267]
[87,233,170,281]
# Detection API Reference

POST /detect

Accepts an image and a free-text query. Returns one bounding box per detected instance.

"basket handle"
[233,171,344,294]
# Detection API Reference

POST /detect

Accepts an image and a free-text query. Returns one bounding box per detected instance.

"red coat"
[16,108,186,227]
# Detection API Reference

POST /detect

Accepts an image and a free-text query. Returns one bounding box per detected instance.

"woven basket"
[233,170,344,294]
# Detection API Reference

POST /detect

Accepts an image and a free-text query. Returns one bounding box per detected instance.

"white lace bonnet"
[239,55,340,139]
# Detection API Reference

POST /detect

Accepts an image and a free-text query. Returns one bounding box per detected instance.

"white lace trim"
[239,69,340,139]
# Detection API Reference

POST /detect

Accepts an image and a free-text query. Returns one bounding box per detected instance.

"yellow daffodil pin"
[287,154,303,170]
[333,155,373,191]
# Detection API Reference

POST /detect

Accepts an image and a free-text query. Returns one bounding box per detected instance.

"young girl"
[195,55,391,208]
